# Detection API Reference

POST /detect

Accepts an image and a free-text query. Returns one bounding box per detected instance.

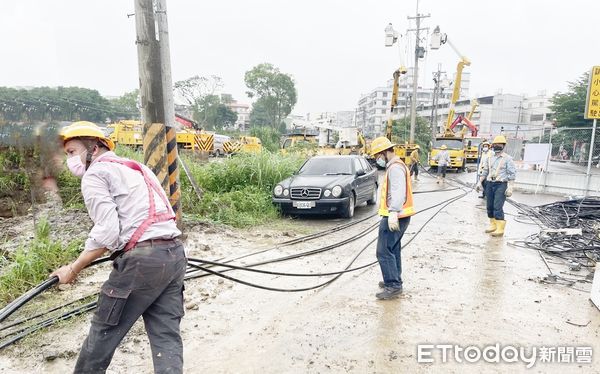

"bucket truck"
[428,26,471,172]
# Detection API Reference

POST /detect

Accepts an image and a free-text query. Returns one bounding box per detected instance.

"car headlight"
[332,186,342,198]
[274,185,283,196]
[324,189,331,197]
[283,189,289,197]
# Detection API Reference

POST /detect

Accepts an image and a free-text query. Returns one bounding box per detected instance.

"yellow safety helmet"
[492,135,507,145]
[60,121,115,151]
[370,137,396,156]
[414,144,421,149]
[481,140,490,146]
[440,144,448,150]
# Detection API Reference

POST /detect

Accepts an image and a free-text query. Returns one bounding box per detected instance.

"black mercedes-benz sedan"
[272,155,378,218]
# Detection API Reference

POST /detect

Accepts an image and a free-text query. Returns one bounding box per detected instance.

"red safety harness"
[99,157,176,251]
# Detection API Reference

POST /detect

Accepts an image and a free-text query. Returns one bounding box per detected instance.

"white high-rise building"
[355,67,467,138]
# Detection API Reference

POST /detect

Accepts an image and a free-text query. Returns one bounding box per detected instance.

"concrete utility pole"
[134,0,181,222]
[430,65,444,143]
[134,0,164,126]
[407,1,430,143]
[156,0,175,130]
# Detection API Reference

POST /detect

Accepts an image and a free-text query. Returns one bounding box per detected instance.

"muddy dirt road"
[1,171,599,373]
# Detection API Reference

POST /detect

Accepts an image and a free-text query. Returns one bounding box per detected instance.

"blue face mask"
[376,157,386,168]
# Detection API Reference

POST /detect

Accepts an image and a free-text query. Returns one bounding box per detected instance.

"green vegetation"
[180,151,304,227]
[0,219,83,304]
[550,71,594,129]
[391,116,433,162]
[245,63,297,129]
[0,148,29,194]
[0,86,137,122]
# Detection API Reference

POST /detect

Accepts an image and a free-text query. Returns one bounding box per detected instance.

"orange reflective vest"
[378,159,416,218]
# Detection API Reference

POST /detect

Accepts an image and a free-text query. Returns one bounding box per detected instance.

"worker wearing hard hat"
[50,121,185,373]
[370,137,415,300]
[476,135,517,237]
[477,141,492,198]
[409,145,420,181]
[433,144,451,183]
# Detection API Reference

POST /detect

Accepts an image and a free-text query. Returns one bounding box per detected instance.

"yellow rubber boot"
[491,220,506,237]
[485,218,497,233]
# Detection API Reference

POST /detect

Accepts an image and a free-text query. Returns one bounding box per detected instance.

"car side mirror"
[356,169,366,176]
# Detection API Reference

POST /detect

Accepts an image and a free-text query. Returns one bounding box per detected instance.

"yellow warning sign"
[585,65,600,119]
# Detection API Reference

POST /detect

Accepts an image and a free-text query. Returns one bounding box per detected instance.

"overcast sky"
[1,0,598,116]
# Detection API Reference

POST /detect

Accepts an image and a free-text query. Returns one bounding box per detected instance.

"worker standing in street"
[370,137,415,300]
[476,135,516,237]
[50,121,186,373]
[434,144,450,184]
[477,140,492,198]
[409,145,420,181]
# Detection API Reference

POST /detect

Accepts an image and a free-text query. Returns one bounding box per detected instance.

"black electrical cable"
[0,277,58,323]
[185,189,470,289]
[0,301,97,350]
[0,186,471,347]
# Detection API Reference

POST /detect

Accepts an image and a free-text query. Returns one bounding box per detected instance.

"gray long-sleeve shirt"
[434,150,450,166]
[386,156,407,212]
[480,152,517,182]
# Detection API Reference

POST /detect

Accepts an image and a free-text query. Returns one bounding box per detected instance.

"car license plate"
[293,201,315,209]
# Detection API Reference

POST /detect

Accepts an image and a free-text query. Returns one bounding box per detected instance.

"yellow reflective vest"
[378,160,416,218]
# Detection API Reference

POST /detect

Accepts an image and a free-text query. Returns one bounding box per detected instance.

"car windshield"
[434,139,463,150]
[298,158,353,175]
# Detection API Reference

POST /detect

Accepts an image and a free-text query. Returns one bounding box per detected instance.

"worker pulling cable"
[50,122,187,373]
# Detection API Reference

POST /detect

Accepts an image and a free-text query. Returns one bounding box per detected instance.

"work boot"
[376,287,403,300]
[491,220,506,237]
[485,218,497,233]
[414,176,419,181]
[436,177,441,184]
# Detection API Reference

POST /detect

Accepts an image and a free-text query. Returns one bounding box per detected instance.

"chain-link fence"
[514,126,600,196]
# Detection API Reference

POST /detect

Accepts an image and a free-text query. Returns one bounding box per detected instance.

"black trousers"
[410,162,419,177]
[74,241,187,374]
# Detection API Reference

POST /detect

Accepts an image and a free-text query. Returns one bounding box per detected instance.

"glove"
[505,182,514,197]
[475,183,482,192]
[387,213,400,232]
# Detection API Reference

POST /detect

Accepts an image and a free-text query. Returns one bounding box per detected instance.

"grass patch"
[53,147,305,227]
[0,219,83,304]
[180,151,304,227]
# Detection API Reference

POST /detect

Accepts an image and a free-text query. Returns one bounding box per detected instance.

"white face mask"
[376,157,386,168]
[67,151,87,177]
[482,147,489,152]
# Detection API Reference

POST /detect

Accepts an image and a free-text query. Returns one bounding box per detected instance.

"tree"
[391,116,432,162]
[546,72,598,159]
[249,97,271,127]
[109,89,140,120]
[0,86,132,122]
[550,72,594,128]
[194,94,237,131]
[173,75,223,107]
[244,63,297,129]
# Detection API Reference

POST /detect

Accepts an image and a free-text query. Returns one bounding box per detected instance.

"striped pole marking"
[165,126,181,222]
[143,122,169,194]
